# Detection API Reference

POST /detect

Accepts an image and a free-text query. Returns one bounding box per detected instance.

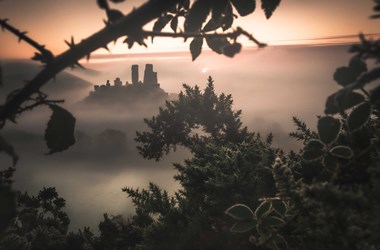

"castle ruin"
[86,64,168,106]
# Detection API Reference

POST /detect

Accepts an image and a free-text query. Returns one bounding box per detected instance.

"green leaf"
[304,139,325,151]
[271,200,287,216]
[347,101,372,132]
[329,146,353,159]
[325,91,365,115]
[170,16,178,32]
[261,0,281,19]
[184,0,212,32]
[230,0,256,16]
[153,15,173,32]
[272,234,288,249]
[45,105,76,154]
[302,149,325,163]
[190,37,203,61]
[322,154,338,171]
[225,204,254,220]
[302,139,325,162]
[256,223,271,236]
[255,201,272,219]
[230,221,256,233]
[0,135,18,166]
[205,36,230,54]
[318,116,341,145]
[262,216,285,227]
[223,43,242,57]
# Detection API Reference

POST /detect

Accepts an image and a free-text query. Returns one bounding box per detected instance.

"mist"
[0,44,353,231]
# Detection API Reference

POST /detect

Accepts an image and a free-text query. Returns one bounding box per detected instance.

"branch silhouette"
[0,0,181,127]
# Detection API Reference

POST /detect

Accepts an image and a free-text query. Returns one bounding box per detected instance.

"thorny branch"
[0,19,54,63]
[0,0,268,129]
[0,0,182,128]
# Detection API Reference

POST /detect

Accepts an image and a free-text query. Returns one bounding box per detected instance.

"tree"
[225,3,380,249]
[120,77,280,249]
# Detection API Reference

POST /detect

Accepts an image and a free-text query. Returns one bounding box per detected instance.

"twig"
[142,26,267,47]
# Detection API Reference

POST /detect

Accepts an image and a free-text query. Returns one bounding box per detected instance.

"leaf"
[333,58,367,87]
[230,0,256,16]
[261,0,281,19]
[256,223,271,236]
[221,4,234,31]
[329,146,354,159]
[318,116,341,145]
[205,37,230,54]
[333,67,353,87]
[222,14,234,31]
[45,105,76,154]
[153,15,173,32]
[211,0,229,20]
[223,43,242,57]
[107,9,124,23]
[230,221,256,233]
[271,200,287,216]
[349,57,367,76]
[255,201,272,219]
[262,216,285,227]
[225,204,254,220]
[304,139,325,151]
[325,91,365,115]
[97,0,108,9]
[322,154,338,171]
[190,37,203,61]
[347,101,372,133]
[184,0,212,32]
[272,234,288,249]
[303,139,325,162]
[170,16,178,32]
[203,18,221,32]
[0,135,18,166]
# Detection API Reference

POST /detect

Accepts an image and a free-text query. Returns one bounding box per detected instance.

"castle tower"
[143,64,158,85]
[132,64,139,84]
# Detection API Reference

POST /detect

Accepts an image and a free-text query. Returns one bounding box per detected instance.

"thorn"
[102,44,110,52]
[86,53,91,61]
[71,35,74,45]
[18,31,27,42]
[75,61,85,69]
[64,39,71,48]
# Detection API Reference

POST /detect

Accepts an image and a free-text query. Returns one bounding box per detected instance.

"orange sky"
[0,0,378,59]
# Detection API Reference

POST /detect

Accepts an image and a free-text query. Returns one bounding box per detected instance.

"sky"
[0,0,379,59]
